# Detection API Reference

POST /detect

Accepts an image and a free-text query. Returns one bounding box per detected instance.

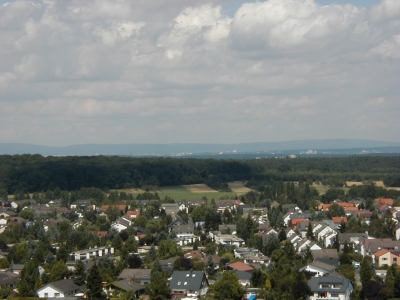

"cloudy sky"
[0,0,399,146]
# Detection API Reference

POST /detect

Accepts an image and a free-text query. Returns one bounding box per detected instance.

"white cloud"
[0,0,399,145]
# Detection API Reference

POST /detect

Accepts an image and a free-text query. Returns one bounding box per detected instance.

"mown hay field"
[227,181,252,193]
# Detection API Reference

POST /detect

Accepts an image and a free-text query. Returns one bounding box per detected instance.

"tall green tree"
[86,263,103,298]
[49,260,69,282]
[213,270,244,300]
[360,257,374,284]
[17,260,39,297]
[73,260,86,286]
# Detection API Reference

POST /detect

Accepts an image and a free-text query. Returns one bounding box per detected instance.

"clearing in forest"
[183,184,218,193]
[373,181,385,187]
[227,181,252,193]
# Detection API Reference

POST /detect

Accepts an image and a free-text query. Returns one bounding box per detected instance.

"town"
[0,179,399,300]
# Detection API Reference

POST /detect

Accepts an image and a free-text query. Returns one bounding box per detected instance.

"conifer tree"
[18,260,39,297]
[360,257,374,284]
[86,263,103,298]
[148,243,157,261]
[206,255,216,276]
[74,260,86,286]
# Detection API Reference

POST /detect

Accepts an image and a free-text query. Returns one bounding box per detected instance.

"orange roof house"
[375,198,394,206]
[228,261,254,272]
[94,231,108,238]
[374,249,400,267]
[321,204,332,211]
[125,210,140,219]
[344,207,359,212]
[100,205,127,212]
[291,219,307,227]
[332,217,348,224]
[336,202,355,208]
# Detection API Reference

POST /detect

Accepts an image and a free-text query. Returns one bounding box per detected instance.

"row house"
[72,245,114,261]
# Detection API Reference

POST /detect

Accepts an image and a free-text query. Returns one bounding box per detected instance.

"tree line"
[0,154,399,196]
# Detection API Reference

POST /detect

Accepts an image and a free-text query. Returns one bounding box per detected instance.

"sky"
[0,0,399,146]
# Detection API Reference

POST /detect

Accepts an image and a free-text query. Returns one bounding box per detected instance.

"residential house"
[360,238,400,257]
[375,198,394,206]
[0,271,19,288]
[111,217,132,232]
[167,217,188,231]
[213,234,245,247]
[338,233,368,253]
[177,200,207,213]
[118,268,151,285]
[311,249,340,266]
[307,275,353,300]
[169,271,209,297]
[125,210,140,219]
[374,249,400,267]
[357,211,373,225]
[36,279,82,298]
[299,261,336,277]
[215,200,243,212]
[234,248,269,264]
[107,279,144,298]
[228,261,254,272]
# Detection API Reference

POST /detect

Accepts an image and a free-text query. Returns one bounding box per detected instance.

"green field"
[115,185,239,202]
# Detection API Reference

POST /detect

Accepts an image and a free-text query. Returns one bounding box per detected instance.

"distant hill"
[0,139,399,156]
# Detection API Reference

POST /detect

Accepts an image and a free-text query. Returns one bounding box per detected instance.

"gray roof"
[338,233,368,244]
[172,224,195,233]
[169,271,208,291]
[38,279,81,294]
[308,275,352,293]
[112,279,144,292]
[0,271,19,285]
[118,268,151,280]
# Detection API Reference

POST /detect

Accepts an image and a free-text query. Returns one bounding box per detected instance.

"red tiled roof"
[374,249,390,257]
[322,204,332,211]
[95,231,108,237]
[344,207,359,211]
[332,217,347,223]
[336,202,355,208]
[375,198,394,206]
[228,261,254,272]
[100,205,127,212]
[291,218,307,225]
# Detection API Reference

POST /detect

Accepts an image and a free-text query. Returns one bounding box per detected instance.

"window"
[178,282,181,285]
[184,282,187,285]
[331,293,339,297]
[382,258,387,260]
[44,293,48,297]
[54,293,60,297]
[333,284,342,289]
